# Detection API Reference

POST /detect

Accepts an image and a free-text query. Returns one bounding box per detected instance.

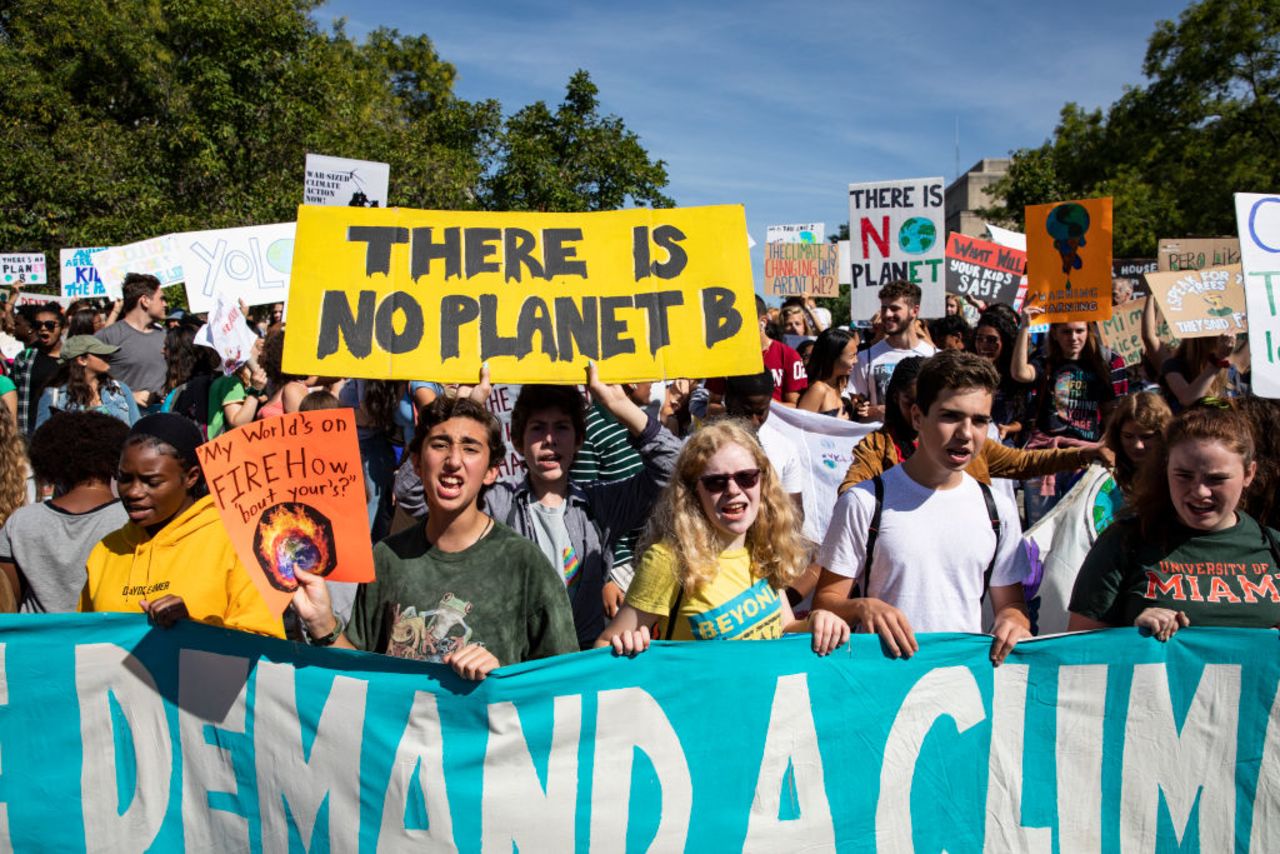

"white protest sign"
[847,177,945,320]
[10,293,73,310]
[1236,192,1280,398]
[0,253,46,285]
[766,223,825,244]
[484,384,525,479]
[59,247,115,299]
[95,235,184,293]
[177,222,295,313]
[304,154,390,208]
[197,292,261,375]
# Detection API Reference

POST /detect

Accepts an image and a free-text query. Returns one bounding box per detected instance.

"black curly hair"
[28,411,130,493]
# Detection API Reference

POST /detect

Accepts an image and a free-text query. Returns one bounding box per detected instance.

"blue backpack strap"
[978,480,1001,602]
[849,475,884,599]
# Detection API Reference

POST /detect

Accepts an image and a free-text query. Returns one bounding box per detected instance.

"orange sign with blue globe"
[1024,197,1113,323]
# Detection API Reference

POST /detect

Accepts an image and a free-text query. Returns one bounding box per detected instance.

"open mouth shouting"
[436,473,466,501]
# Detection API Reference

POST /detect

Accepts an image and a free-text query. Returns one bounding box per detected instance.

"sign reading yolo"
[0,253,45,285]
[848,177,946,319]
[59,247,114,299]
[177,222,295,314]
[196,410,375,614]
[4,617,1280,851]
[1146,265,1248,338]
[282,205,760,383]
[764,242,840,297]
[1024,197,1113,323]
[1236,193,1280,398]
[944,232,1025,305]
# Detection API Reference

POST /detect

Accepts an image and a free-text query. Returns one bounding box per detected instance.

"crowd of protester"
[0,268,1276,683]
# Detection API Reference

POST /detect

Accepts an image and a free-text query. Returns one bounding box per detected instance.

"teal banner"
[0,614,1277,851]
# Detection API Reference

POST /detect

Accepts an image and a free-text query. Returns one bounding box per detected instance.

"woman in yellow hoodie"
[80,413,283,637]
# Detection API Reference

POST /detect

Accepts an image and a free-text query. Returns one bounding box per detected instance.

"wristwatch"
[309,617,344,647]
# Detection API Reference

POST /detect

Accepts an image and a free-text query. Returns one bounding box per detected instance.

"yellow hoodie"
[80,495,284,638]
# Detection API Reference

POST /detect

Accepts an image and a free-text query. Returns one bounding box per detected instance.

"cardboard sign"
[0,253,46,285]
[1145,265,1247,338]
[281,204,761,384]
[1157,237,1240,272]
[304,154,390,208]
[1111,258,1156,301]
[196,410,375,614]
[847,178,946,320]
[1096,297,1178,368]
[176,222,295,313]
[944,233,1025,304]
[1235,193,1280,398]
[1024,197,1113,323]
[95,235,184,292]
[765,223,824,244]
[764,242,840,297]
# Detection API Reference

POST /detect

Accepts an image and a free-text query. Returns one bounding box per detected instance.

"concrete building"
[944,158,1010,238]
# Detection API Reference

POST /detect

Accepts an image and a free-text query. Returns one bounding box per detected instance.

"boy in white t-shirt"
[850,280,936,421]
[815,350,1031,664]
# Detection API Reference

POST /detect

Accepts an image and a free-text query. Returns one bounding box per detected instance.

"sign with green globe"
[848,176,946,320]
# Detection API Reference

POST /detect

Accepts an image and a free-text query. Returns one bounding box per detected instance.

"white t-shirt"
[851,339,937,406]
[757,417,804,495]
[818,464,1028,633]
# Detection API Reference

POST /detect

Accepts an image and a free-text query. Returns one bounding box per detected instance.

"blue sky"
[315,0,1191,282]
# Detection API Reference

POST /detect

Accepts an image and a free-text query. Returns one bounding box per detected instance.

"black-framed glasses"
[34,320,59,331]
[698,468,761,493]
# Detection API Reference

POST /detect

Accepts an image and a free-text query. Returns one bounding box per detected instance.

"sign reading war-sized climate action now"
[847,177,946,320]
[282,205,761,384]
[1236,192,1280,399]
[763,241,840,297]
[196,410,375,614]
[1145,265,1248,339]
[4,618,1280,851]
[1024,197,1113,323]
[943,233,1025,304]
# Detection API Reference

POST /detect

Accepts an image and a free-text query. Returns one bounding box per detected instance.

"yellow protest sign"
[282,205,762,383]
[1024,197,1113,323]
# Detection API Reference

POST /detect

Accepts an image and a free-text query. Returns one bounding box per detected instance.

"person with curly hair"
[597,419,848,655]
[0,412,128,612]
[0,403,29,531]
[1236,396,1280,531]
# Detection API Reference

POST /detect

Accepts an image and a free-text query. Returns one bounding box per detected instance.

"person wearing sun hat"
[78,413,284,637]
[34,335,141,430]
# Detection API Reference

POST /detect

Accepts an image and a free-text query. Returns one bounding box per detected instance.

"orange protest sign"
[1024,197,1113,323]
[196,410,374,613]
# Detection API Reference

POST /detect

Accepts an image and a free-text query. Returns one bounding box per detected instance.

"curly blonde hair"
[0,413,28,528]
[641,419,808,593]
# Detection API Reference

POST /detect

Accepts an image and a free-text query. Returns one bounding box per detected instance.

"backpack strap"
[978,480,1001,603]
[849,475,885,599]
[664,585,685,640]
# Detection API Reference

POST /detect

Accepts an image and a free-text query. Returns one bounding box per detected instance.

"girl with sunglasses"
[597,419,848,655]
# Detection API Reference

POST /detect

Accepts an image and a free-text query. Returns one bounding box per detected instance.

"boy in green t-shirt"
[293,396,579,680]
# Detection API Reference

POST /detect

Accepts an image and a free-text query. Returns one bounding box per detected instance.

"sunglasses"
[34,320,60,331]
[698,468,761,493]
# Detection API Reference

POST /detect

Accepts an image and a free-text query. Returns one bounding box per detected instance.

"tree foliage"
[0,0,671,278]
[981,0,1279,256]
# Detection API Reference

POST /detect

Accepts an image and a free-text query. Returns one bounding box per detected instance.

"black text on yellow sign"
[282,205,762,383]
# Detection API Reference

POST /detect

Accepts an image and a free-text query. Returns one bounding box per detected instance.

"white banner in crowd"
[984,223,1028,252]
[95,234,184,293]
[195,292,261,375]
[837,240,850,286]
[1236,192,1280,398]
[59,247,115,299]
[764,403,878,544]
[304,153,390,208]
[0,253,46,286]
[848,177,945,320]
[765,223,825,244]
[1022,465,1122,635]
[177,222,295,314]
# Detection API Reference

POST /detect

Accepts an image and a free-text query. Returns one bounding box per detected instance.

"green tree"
[0,1,670,288]
[981,0,1279,256]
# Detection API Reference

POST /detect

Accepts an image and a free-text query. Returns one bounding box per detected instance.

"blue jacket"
[36,379,140,430]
